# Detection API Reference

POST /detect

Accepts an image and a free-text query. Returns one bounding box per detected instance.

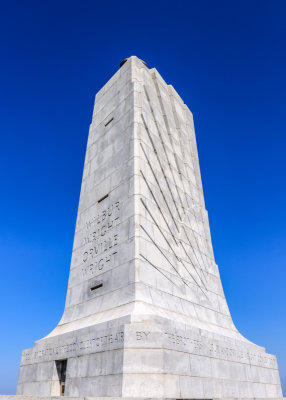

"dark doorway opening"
[56,359,67,396]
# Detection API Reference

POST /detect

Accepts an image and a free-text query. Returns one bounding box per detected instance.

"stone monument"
[16,56,283,398]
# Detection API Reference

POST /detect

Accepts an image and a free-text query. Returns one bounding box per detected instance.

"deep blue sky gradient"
[0,0,285,394]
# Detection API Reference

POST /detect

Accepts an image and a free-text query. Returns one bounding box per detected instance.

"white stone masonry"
[15,56,283,399]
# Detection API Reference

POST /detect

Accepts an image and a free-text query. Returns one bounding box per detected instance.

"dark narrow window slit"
[98,193,109,203]
[105,117,113,127]
[90,283,103,291]
[55,359,67,396]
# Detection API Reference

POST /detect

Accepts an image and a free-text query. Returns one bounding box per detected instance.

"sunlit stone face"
[16,56,283,399]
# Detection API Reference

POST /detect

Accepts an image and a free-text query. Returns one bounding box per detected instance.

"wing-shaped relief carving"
[138,77,217,304]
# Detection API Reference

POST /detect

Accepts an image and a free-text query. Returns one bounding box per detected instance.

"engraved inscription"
[163,332,276,369]
[23,331,124,363]
[128,329,276,369]
[82,201,120,277]
[84,202,120,233]
[136,331,150,340]
[82,251,117,277]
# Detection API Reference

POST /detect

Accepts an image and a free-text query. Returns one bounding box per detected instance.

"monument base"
[1,397,286,400]
[16,317,282,399]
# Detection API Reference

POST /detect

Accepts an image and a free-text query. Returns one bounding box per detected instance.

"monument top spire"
[120,56,148,68]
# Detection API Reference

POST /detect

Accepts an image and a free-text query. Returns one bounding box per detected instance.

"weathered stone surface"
[13,56,283,399]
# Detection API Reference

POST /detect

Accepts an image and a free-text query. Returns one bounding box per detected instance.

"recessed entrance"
[55,359,67,396]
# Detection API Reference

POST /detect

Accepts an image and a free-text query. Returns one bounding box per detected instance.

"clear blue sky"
[0,0,285,394]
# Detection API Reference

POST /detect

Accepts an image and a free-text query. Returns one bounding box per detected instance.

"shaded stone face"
[16,56,283,399]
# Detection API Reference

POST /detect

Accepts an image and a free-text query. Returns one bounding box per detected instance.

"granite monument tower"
[17,56,283,399]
